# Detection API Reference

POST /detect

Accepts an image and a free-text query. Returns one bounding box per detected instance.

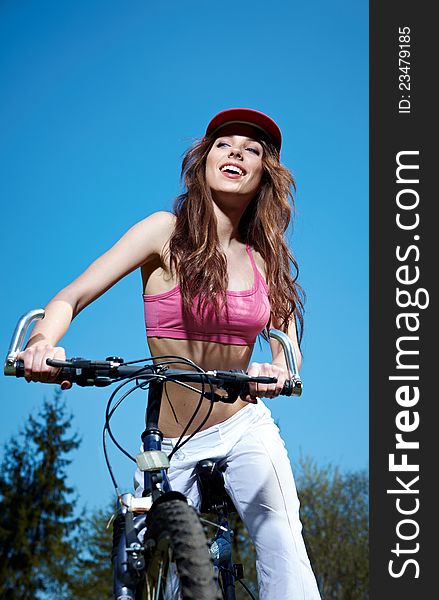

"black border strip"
[370,2,434,597]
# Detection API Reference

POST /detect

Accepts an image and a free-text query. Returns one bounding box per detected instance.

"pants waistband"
[163,400,270,447]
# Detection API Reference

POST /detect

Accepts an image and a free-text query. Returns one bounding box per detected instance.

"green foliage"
[0,390,368,600]
[0,390,81,599]
[294,455,369,600]
[68,503,115,599]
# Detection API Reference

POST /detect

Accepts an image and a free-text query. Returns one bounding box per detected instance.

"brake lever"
[206,370,277,384]
[46,358,75,368]
[46,357,122,369]
[44,357,120,387]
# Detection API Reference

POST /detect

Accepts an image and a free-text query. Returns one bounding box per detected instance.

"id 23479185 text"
[398,26,411,115]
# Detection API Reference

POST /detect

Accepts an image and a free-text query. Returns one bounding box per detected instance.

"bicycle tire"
[138,498,221,600]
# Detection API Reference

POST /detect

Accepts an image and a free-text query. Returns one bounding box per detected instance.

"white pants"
[134,401,321,600]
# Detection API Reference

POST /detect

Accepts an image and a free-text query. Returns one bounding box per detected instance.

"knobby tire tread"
[143,499,221,600]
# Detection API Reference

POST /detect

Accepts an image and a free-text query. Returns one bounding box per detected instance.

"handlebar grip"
[12,357,155,387]
[15,359,80,384]
[15,359,25,378]
[240,378,301,398]
[12,359,76,384]
[13,360,70,382]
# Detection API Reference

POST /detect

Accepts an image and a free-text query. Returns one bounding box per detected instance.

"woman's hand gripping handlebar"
[4,309,303,398]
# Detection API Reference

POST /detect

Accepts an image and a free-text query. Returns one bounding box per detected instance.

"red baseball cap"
[205,108,282,152]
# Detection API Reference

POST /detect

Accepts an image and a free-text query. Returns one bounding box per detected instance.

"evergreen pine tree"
[0,390,81,599]
[68,502,115,599]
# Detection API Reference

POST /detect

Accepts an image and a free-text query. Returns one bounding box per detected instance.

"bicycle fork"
[112,498,147,600]
[113,380,173,599]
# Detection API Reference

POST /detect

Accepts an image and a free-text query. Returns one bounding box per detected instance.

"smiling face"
[205,123,265,206]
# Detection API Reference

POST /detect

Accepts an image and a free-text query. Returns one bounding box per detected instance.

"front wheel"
[139,498,220,600]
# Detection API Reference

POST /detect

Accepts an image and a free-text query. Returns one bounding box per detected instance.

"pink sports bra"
[143,245,271,346]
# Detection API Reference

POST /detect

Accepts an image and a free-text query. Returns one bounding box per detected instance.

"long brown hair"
[167,134,305,343]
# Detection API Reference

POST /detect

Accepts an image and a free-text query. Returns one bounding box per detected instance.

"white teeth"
[220,164,244,176]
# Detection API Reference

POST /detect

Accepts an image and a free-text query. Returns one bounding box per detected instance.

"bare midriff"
[146,336,254,437]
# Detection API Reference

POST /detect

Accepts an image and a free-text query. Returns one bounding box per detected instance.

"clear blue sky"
[0,0,368,514]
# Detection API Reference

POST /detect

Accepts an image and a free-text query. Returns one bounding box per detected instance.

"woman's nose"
[228,146,242,159]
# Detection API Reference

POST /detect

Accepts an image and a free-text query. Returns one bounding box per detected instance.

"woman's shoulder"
[134,211,176,240]
[118,211,176,262]
[138,210,176,228]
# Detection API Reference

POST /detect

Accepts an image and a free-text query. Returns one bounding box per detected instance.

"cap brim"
[205,108,282,151]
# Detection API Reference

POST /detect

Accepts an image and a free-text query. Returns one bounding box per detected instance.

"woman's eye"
[217,141,229,148]
[246,147,260,155]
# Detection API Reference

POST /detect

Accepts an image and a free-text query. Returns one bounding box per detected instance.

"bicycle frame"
[4,308,303,600]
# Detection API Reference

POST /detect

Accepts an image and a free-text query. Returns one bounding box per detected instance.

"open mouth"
[220,163,246,177]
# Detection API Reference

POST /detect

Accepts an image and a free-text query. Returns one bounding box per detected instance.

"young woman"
[18,108,321,599]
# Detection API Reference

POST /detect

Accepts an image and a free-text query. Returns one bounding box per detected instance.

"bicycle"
[4,308,303,600]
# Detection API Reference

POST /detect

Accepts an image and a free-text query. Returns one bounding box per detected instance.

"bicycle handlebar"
[4,308,45,375]
[4,309,303,397]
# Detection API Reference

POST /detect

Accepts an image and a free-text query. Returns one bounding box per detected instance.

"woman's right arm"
[18,211,174,384]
